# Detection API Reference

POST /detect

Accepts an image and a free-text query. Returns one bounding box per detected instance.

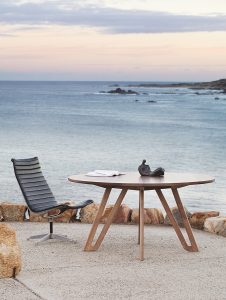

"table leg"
[93,189,127,251]
[155,188,198,252]
[84,188,111,251]
[172,188,198,252]
[84,188,128,251]
[139,188,144,261]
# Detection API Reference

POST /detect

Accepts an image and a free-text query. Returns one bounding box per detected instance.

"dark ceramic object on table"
[138,160,165,177]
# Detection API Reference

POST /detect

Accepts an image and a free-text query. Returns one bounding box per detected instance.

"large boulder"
[190,211,219,230]
[29,201,77,223]
[0,223,21,278]
[101,204,132,224]
[29,209,78,223]
[29,212,48,222]
[0,202,27,222]
[0,208,3,222]
[80,203,100,223]
[80,203,132,224]
[164,206,191,227]
[131,208,164,224]
[204,216,226,237]
[50,208,77,223]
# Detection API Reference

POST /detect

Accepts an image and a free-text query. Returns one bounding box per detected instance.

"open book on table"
[86,170,125,177]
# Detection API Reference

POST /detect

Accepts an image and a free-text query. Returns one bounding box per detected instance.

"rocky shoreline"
[0,201,225,237]
[128,78,226,93]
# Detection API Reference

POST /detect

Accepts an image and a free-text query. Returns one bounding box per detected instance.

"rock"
[80,203,100,223]
[47,201,78,222]
[131,208,164,224]
[146,208,164,224]
[52,208,77,223]
[127,89,138,94]
[107,88,139,95]
[214,97,220,100]
[0,209,3,222]
[190,211,219,230]
[28,201,77,223]
[29,212,48,222]
[0,223,22,278]
[80,202,132,224]
[0,202,27,222]
[131,209,139,223]
[101,204,132,224]
[29,207,77,223]
[204,216,226,237]
[147,100,157,103]
[164,206,191,227]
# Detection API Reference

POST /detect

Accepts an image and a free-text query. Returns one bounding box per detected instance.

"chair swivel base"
[28,233,76,244]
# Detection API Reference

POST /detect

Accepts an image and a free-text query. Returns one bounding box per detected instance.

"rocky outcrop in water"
[101,88,139,95]
[147,100,157,103]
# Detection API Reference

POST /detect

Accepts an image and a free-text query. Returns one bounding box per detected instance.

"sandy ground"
[0,222,226,300]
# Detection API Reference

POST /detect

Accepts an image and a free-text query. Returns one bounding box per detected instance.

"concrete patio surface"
[1,222,226,300]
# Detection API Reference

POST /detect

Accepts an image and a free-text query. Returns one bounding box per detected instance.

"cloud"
[0,33,16,37]
[1,1,226,34]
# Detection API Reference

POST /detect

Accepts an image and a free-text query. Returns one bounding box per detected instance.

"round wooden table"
[68,172,214,260]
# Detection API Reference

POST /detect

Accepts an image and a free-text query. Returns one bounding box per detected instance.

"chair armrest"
[47,200,93,218]
[64,199,94,209]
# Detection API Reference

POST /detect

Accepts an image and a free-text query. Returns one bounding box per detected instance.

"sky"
[0,0,226,81]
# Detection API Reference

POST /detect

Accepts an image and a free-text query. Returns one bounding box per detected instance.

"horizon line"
[0,79,218,83]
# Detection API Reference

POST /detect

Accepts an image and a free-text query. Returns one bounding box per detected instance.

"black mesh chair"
[11,157,93,243]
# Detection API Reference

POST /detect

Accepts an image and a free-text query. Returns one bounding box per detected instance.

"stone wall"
[0,201,225,238]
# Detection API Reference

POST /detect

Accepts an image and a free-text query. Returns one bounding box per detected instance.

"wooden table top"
[68,172,214,189]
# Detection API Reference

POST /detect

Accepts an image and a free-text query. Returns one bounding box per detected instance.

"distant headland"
[128,79,226,93]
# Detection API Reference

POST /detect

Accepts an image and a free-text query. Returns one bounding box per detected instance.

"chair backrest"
[11,157,58,213]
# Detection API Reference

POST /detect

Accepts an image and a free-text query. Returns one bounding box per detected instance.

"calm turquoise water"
[0,81,226,213]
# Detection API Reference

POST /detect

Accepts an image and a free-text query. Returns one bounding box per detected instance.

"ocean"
[0,81,226,213]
